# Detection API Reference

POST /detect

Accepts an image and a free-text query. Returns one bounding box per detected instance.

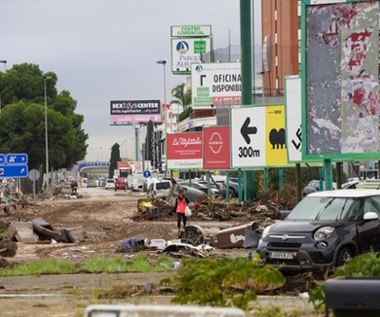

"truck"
[116,161,132,183]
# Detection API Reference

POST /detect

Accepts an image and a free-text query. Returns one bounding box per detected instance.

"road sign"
[231,107,266,167]
[0,153,29,178]
[6,153,28,164]
[29,169,40,181]
[231,105,289,168]
[143,170,151,178]
[0,165,28,178]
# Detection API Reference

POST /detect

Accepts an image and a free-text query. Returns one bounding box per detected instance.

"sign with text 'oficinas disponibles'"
[167,132,203,169]
[203,126,230,170]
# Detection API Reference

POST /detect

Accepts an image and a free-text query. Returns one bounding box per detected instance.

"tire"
[336,246,354,267]
[229,187,236,198]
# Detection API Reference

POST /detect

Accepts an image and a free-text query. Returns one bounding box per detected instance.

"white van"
[147,180,172,199]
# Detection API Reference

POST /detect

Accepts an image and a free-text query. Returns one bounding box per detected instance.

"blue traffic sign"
[0,165,28,178]
[6,153,28,164]
[143,170,151,178]
[0,154,4,164]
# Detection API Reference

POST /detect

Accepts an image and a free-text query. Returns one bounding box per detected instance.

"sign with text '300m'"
[230,105,289,168]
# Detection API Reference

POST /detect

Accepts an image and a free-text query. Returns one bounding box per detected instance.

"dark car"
[256,189,380,271]
[216,178,242,198]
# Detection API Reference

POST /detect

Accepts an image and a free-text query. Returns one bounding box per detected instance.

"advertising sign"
[203,126,230,170]
[167,132,203,169]
[231,105,288,168]
[171,25,212,37]
[171,38,212,74]
[191,63,241,109]
[110,100,161,124]
[285,76,302,162]
[302,1,380,160]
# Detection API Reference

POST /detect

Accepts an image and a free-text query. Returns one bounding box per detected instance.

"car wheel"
[229,187,236,198]
[336,246,354,267]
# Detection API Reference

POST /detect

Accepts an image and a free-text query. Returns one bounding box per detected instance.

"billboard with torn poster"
[302,1,380,160]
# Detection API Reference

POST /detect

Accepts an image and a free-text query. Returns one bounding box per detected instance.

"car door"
[356,196,380,252]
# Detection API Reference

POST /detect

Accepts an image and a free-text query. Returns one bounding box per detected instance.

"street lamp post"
[44,76,52,194]
[156,59,167,175]
[0,60,7,116]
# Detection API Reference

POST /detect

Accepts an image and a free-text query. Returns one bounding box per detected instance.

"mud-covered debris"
[0,239,17,257]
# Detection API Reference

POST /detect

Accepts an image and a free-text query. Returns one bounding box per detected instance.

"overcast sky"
[1,0,261,162]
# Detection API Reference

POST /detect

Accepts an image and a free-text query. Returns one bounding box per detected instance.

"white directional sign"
[231,105,289,168]
[231,107,266,167]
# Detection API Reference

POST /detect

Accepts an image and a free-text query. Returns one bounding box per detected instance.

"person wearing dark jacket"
[173,188,190,233]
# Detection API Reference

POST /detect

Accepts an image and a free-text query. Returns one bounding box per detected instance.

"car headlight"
[261,225,272,239]
[313,226,334,241]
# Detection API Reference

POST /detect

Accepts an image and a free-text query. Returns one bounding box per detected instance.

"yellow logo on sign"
[265,105,288,166]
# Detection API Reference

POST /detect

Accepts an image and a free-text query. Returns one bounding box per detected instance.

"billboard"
[302,1,380,160]
[191,63,241,109]
[231,105,289,168]
[203,126,231,170]
[171,38,212,74]
[167,132,203,169]
[110,100,162,124]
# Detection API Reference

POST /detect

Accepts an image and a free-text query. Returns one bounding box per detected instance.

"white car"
[105,178,115,190]
[147,180,172,199]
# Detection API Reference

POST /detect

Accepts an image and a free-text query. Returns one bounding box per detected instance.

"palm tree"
[170,83,191,112]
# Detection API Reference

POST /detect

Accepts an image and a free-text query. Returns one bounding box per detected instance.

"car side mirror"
[363,211,378,221]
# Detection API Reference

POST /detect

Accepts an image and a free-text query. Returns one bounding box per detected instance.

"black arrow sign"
[240,117,257,144]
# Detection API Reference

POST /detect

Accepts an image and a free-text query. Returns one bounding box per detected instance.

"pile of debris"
[135,194,287,223]
[7,217,86,245]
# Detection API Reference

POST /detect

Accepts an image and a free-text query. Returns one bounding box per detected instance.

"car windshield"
[287,196,356,221]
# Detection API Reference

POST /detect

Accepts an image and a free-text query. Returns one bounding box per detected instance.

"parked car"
[215,177,241,198]
[147,180,172,199]
[86,179,98,188]
[176,185,207,203]
[197,179,226,198]
[179,181,220,198]
[302,179,337,196]
[114,178,126,191]
[105,178,115,190]
[257,189,380,271]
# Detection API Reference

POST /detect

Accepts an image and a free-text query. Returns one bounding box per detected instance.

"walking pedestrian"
[173,188,189,233]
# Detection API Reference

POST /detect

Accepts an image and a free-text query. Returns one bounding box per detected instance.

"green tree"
[0,63,88,171]
[145,120,154,162]
[170,83,191,112]
[109,143,121,178]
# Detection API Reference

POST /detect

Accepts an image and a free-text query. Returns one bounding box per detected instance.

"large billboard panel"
[203,126,231,170]
[303,1,380,160]
[110,100,162,124]
[171,38,212,74]
[167,132,203,169]
[191,62,241,109]
[231,105,289,168]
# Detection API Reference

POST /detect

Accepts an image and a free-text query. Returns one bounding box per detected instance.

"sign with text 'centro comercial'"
[171,25,212,37]
[192,63,241,109]
[110,100,162,125]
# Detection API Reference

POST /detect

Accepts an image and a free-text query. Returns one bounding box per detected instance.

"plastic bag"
[185,206,192,217]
